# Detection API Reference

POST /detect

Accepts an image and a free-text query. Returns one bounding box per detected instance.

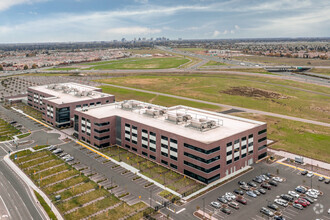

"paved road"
[101,83,330,127]
[0,142,46,220]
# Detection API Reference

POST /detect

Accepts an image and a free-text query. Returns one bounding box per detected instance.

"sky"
[0,0,329,43]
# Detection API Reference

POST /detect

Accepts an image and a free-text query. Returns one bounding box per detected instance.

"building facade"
[73,100,267,184]
[27,83,115,128]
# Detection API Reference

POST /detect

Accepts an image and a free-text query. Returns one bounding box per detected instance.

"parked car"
[300,170,308,175]
[258,188,266,194]
[258,175,266,181]
[319,176,325,181]
[288,191,300,198]
[272,177,284,182]
[221,207,231,215]
[65,156,74,162]
[294,199,308,207]
[274,199,288,207]
[210,201,221,209]
[325,179,330,184]
[62,154,71,160]
[246,191,257,198]
[228,201,239,209]
[261,183,271,190]
[307,172,314,178]
[236,196,247,205]
[240,185,250,191]
[269,180,278,186]
[225,192,236,201]
[59,153,68,158]
[234,189,244,195]
[53,148,63,154]
[9,121,17,124]
[306,191,318,199]
[238,181,246,185]
[262,174,270,180]
[253,190,261,196]
[264,173,272,178]
[260,207,274,217]
[274,216,286,220]
[293,203,304,210]
[280,194,294,202]
[308,189,320,196]
[295,186,306,194]
[48,145,57,151]
[302,196,314,204]
[217,197,228,204]
[253,177,263,183]
[267,203,279,211]
[248,182,257,187]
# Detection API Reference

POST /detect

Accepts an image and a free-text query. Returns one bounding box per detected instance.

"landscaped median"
[7,148,150,220]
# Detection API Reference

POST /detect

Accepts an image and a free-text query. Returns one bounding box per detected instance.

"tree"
[32,64,37,69]
[24,65,28,70]
[0,64,3,71]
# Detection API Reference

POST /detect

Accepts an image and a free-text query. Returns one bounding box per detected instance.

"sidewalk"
[4,154,64,220]
[268,148,330,170]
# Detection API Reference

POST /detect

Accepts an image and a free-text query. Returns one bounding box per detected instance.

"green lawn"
[96,74,330,123]
[17,132,31,139]
[308,68,330,76]
[34,190,57,220]
[86,57,189,70]
[93,202,146,220]
[46,67,79,71]
[202,60,227,66]
[33,144,50,150]
[12,103,43,121]
[0,118,21,141]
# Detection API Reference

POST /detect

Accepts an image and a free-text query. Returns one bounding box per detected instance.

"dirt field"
[222,86,290,99]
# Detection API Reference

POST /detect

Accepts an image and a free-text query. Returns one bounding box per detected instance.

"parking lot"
[185,161,329,220]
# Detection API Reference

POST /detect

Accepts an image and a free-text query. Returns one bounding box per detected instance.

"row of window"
[184,143,220,155]
[184,161,220,173]
[184,152,220,164]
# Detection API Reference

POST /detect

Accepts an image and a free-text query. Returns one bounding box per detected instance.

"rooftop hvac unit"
[207,120,217,128]
[146,109,160,117]
[183,114,192,122]
[191,119,208,130]
[122,102,132,109]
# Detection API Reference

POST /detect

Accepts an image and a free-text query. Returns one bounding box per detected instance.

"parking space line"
[255,214,266,219]
[282,210,296,216]
[282,214,292,219]
[285,207,298,214]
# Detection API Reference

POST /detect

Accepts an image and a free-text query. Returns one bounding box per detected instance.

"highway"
[0,142,46,220]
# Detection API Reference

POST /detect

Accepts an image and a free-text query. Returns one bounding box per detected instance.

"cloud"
[0,0,47,11]
[134,0,148,4]
[212,30,220,37]
[105,26,161,35]
[234,25,240,30]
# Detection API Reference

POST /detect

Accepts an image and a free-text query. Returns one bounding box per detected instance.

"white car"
[65,156,74,162]
[274,199,288,207]
[306,191,318,199]
[307,172,314,178]
[288,191,300,198]
[308,189,320,196]
[210,201,221,209]
[272,177,284,182]
[225,192,236,200]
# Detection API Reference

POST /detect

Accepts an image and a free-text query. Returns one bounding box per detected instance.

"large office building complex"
[73,100,267,184]
[27,83,115,128]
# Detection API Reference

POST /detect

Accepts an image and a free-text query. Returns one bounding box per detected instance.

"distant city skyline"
[0,0,329,43]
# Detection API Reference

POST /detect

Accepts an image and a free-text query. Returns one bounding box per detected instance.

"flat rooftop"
[29,82,113,105]
[76,100,265,144]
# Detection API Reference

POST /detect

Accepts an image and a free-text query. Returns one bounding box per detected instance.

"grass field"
[0,118,21,141]
[100,146,204,195]
[34,190,57,220]
[175,48,206,52]
[233,113,330,163]
[17,132,31,139]
[96,74,330,123]
[232,55,330,66]
[215,68,274,74]
[86,57,189,70]
[308,68,330,76]
[202,60,227,66]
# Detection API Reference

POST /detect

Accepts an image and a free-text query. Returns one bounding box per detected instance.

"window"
[226,151,232,156]
[242,145,247,150]
[226,142,232,147]
[248,134,253,139]
[170,155,177,161]
[170,164,177,169]
[258,137,267,143]
[184,161,220,173]
[132,125,137,130]
[76,105,81,109]
[125,137,130,141]
[94,122,110,126]
[234,156,240,161]
[90,103,94,106]
[241,137,246,141]
[142,144,148,149]
[132,140,137,145]
[161,136,168,141]
[226,159,232,165]
[142,136,148,141]
[94,135,110,140]
[125,144,130,149]
[125,130,130,134]
[142,151,148,157]
[234,139,239,144]
[184,152,220,164]
[142,129,148,133]
[170,139,177,144]
[184,170,220,184]
[83,104,88,107]
[132,147,137,152]
[106,100,109,103]
[258,152,267,160]
[150,155,156,160]
[258,129,267,135]
[161,144,168,149]
[150,148,156,152]
[150,139,156,144]
[125,123,130,127]
[248,142,253,147]
[161,152,168,157]
[258,145,267,151]
[161,160,168,165]
[184,143,220,154]
[170,147,177,152]
[94,128,110,133]
[241,153,247,158]
[150,131,156,136]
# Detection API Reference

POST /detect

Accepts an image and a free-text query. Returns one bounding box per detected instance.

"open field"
[175,47,206,52]
[309,68,330,76]
[100,146,204,195]
[233,113,330,163]
[99,85,223,111]
[96,74,330,123]
[202,60,227,66]
[86,57,189,70]
[0,118,20,141]
[127,48,168,54]
[215,68,273,74]
[232,55,330,66]
[11,149,150,220]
